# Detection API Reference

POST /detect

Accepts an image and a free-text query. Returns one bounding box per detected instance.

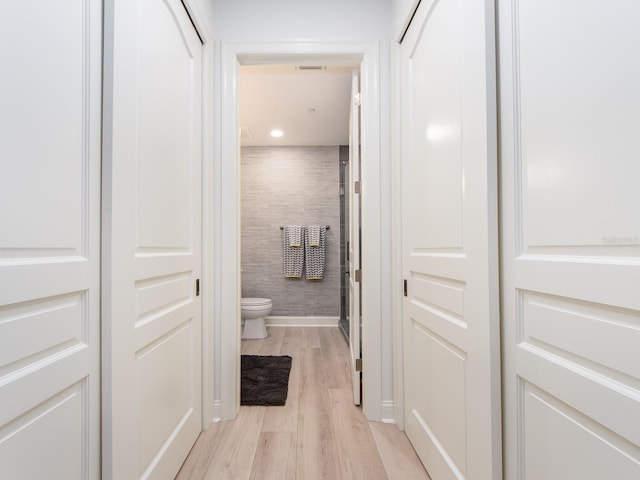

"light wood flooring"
[176,326,430,480]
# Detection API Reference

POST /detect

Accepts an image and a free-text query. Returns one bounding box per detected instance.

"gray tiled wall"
[241,146,340,316]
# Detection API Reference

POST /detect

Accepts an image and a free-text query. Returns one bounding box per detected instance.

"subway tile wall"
[241,146,341,316]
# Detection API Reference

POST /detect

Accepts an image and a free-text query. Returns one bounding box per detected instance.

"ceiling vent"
[296,65,326,71]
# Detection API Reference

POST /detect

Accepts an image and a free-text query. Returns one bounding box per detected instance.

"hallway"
[176,327,429,479]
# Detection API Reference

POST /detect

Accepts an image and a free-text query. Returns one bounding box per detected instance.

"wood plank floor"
[176,326,430,480]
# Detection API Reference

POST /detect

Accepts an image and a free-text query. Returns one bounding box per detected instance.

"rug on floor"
[241,355,293,406]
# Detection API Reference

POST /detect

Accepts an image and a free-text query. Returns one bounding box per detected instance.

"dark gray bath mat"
[241,355,292,406]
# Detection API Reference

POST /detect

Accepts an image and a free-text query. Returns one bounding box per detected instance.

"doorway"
[214,42,385,422]
[238,64,353,327]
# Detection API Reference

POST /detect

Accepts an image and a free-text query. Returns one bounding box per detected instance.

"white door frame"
[214,40,384,421]
[179,0,216,430]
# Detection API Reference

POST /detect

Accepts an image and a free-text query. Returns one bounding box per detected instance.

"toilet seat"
[241,297,271,307]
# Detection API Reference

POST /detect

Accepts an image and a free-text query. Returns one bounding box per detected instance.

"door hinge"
[354,181,361,194]
[355,358,362,372]
[355,269,362,283]
[354,92,361,107]
[403,279,408,297]
[196,278,200,297]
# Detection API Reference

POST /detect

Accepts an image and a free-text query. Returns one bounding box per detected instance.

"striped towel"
[283,225,304,278]
[304,225,326,280]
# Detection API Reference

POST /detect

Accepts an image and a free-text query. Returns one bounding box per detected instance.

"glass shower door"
[339,146,350,341]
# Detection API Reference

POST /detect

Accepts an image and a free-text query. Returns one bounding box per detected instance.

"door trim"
[214,40,384,421]
[177,0,216,434]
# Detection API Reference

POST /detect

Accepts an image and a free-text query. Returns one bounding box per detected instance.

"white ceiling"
[239,65,355,146]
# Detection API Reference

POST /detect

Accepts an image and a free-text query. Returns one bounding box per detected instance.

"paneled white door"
[0,1,102,478]
[400,0,501,478]
[349,70,362,405]
[103,0,203,478]
[499,1,640,478]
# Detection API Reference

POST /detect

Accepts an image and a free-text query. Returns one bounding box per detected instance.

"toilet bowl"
[241,298,272,339]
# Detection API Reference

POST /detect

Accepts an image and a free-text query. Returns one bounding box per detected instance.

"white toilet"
[241,297,272,339]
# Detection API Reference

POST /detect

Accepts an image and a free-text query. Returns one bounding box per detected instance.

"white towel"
[304,225,326,280]
[283,225,304,278]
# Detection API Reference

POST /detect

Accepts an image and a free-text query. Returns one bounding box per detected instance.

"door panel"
[401,0,501,478]
[500,1,640,478]
[0,1,102,478]
[523,383,640,479]
[103,0,203,478]
[349,70,362,405]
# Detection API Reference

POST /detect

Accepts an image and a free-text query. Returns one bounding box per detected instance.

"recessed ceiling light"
[270,129,284,138]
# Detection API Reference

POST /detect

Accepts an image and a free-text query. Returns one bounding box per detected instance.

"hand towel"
[283,225,304,278]
[307,224,321,247]
[287,224,302,247]
[304,225,326,280]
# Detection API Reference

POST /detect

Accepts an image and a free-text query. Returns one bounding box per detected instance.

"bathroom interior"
[239,64,357,343]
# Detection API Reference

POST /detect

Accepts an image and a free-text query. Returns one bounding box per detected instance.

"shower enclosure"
[339,146,350,341]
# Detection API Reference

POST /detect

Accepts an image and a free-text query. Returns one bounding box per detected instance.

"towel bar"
[280,225,329,230]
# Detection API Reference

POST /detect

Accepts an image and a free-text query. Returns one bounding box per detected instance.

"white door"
[102,0,203,478]
[0,1,102,478]
[499,1,640,478]
[400,0,501,478]
[349,70,362,405]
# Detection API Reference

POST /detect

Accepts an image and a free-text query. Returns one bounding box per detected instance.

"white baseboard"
[381,400,395,424]
[265,316,340,327]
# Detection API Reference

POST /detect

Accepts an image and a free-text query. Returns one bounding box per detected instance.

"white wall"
[391,0,421,41]
[210,0,395,421]
[211,0,391,41]
[189,0,215,36]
